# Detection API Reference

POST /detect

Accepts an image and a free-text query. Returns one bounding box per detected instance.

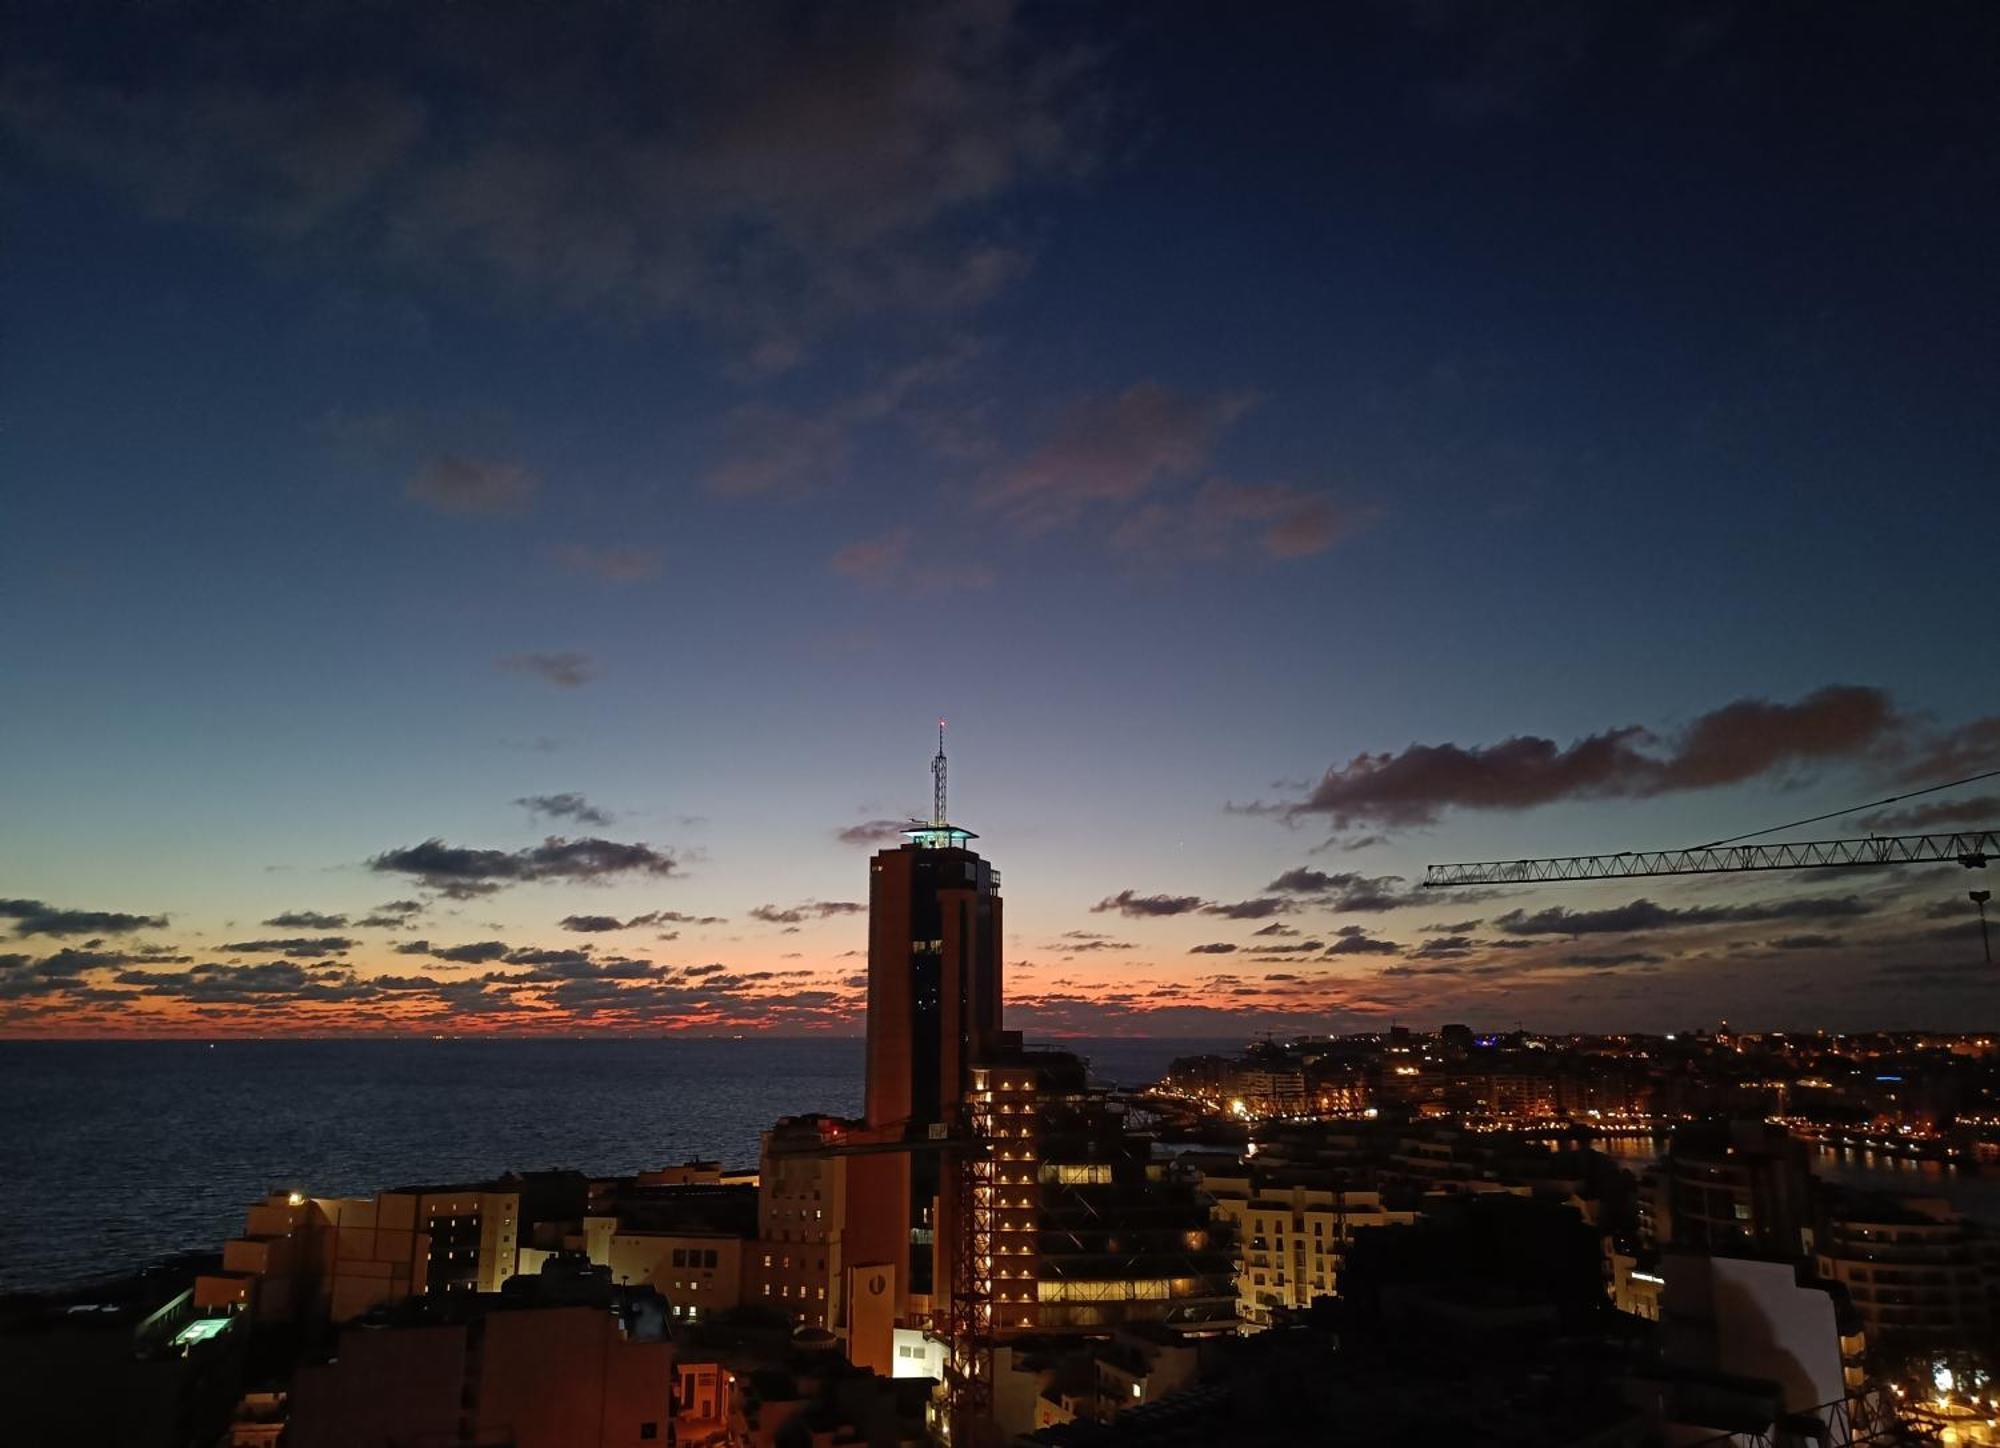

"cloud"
[262,910,348,930]
[0,4,1102,357]
[1189,943,1238,955]
[837,818,915,847]
[1201,897,1293,921]
[1265,869,1423,912]
[356,899,425,928]
[1769,933,1844,950]
[515,792,614,827]
[1252,923,1298,937]
[0,898,168,938]
[1283,685,1905,827]
[749,900,865,925]
[558,915,625,934]
[828,528,996,594]
[1894,718,2000,785]
[370,836,681,898]
[498,652,597,688]
[984,383,1255,531]
[1110,481,1372,565]
[554,544,661,583]
[1410,935,1476,959]
[559,910,721,933]
[406,456,537,516]
[1092,889,1205,918]
[402,940,511,965]
[1858,795,2000,832]
[218,936,355,959]
[1325,925,1400,956]
[1552,952,1667,969]
[1493,893,1874,936]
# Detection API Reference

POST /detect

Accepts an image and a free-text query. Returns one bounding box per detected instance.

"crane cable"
[1694,767,2000,850]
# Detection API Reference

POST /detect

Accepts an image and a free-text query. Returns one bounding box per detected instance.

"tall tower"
[864,721,1005,1134]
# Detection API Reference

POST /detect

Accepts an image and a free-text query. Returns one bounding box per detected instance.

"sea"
[7,1037,1998,1295]
[0,1036,1229,1293]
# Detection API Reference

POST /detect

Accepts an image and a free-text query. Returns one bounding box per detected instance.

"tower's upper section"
[904,718,978,850]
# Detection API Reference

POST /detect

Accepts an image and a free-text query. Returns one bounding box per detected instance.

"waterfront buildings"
[1813,1193,1996,1346]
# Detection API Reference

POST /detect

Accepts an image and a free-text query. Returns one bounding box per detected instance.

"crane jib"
[1422,830,1999,887]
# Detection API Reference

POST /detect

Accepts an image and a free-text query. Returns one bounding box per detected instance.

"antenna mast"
[933,719,948,826]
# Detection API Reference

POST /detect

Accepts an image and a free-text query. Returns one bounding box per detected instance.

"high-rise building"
[844,726,1005,1343]
[863,724,1004,1135]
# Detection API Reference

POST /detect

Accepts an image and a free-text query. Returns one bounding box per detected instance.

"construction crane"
[1423,829,1995,887]
[1423,769,1999,889]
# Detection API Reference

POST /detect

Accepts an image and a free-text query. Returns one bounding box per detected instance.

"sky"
[2,0,1997,1039]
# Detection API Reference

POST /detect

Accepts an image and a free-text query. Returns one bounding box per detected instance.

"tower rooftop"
[902,823,978,849]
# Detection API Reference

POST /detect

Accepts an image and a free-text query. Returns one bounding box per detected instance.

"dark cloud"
[262,909,349,930]
[1092,890,1205,918]
[1283,685,1902,827]
[1423,918,1483,934]
[1189,943,1238,955]
[749,900,865,925]
[218,936,355,959]
[370,835,681,897]
[1769,933,1844,950]
[559,909,721,932]
[1552,952,1668,969]
[1201,897,1293,921]
[402,940,511,965]
[1263,868,1424,911]
[407,456,537,516]
[1494,894,1874,936]
[356,899,424,928]
[1,898,168,938]
[112,961,370,1003]
[1325,925,1399,956]
[1410,935,1476,959]
[837,818,916,846]
[515,792,614,827]
[1252,923,1298,937]
[1894,718,2000,785]
[498,652,597,688]
[554,544,661,583]
[0,4,1099,362]
[1858,795,2000,832]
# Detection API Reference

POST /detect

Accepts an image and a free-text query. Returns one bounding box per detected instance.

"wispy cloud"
[498,652,597,688]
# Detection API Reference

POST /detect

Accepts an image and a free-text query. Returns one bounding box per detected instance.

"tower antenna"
[933,719,948,826]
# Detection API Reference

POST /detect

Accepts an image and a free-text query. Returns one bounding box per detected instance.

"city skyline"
[5,2,1998,1039]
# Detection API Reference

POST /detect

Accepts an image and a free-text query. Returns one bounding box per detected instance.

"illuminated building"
[966,1041,1237,1339]
[748,1113,851,1332]
[196,1184,520,1324]
[1197,1169,1414,1328]
[570,1181,754,1323]
[856,730,1004,1327]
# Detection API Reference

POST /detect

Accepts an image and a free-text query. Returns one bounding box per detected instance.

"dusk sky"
[3,1,1996,1038]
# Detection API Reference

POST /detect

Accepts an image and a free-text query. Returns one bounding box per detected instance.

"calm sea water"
[0,1036,1226,1292]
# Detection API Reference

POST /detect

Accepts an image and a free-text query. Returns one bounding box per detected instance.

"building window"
[672,1249,687,1268]
[640,1423,658,1440]
[704,1249,718,1269]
